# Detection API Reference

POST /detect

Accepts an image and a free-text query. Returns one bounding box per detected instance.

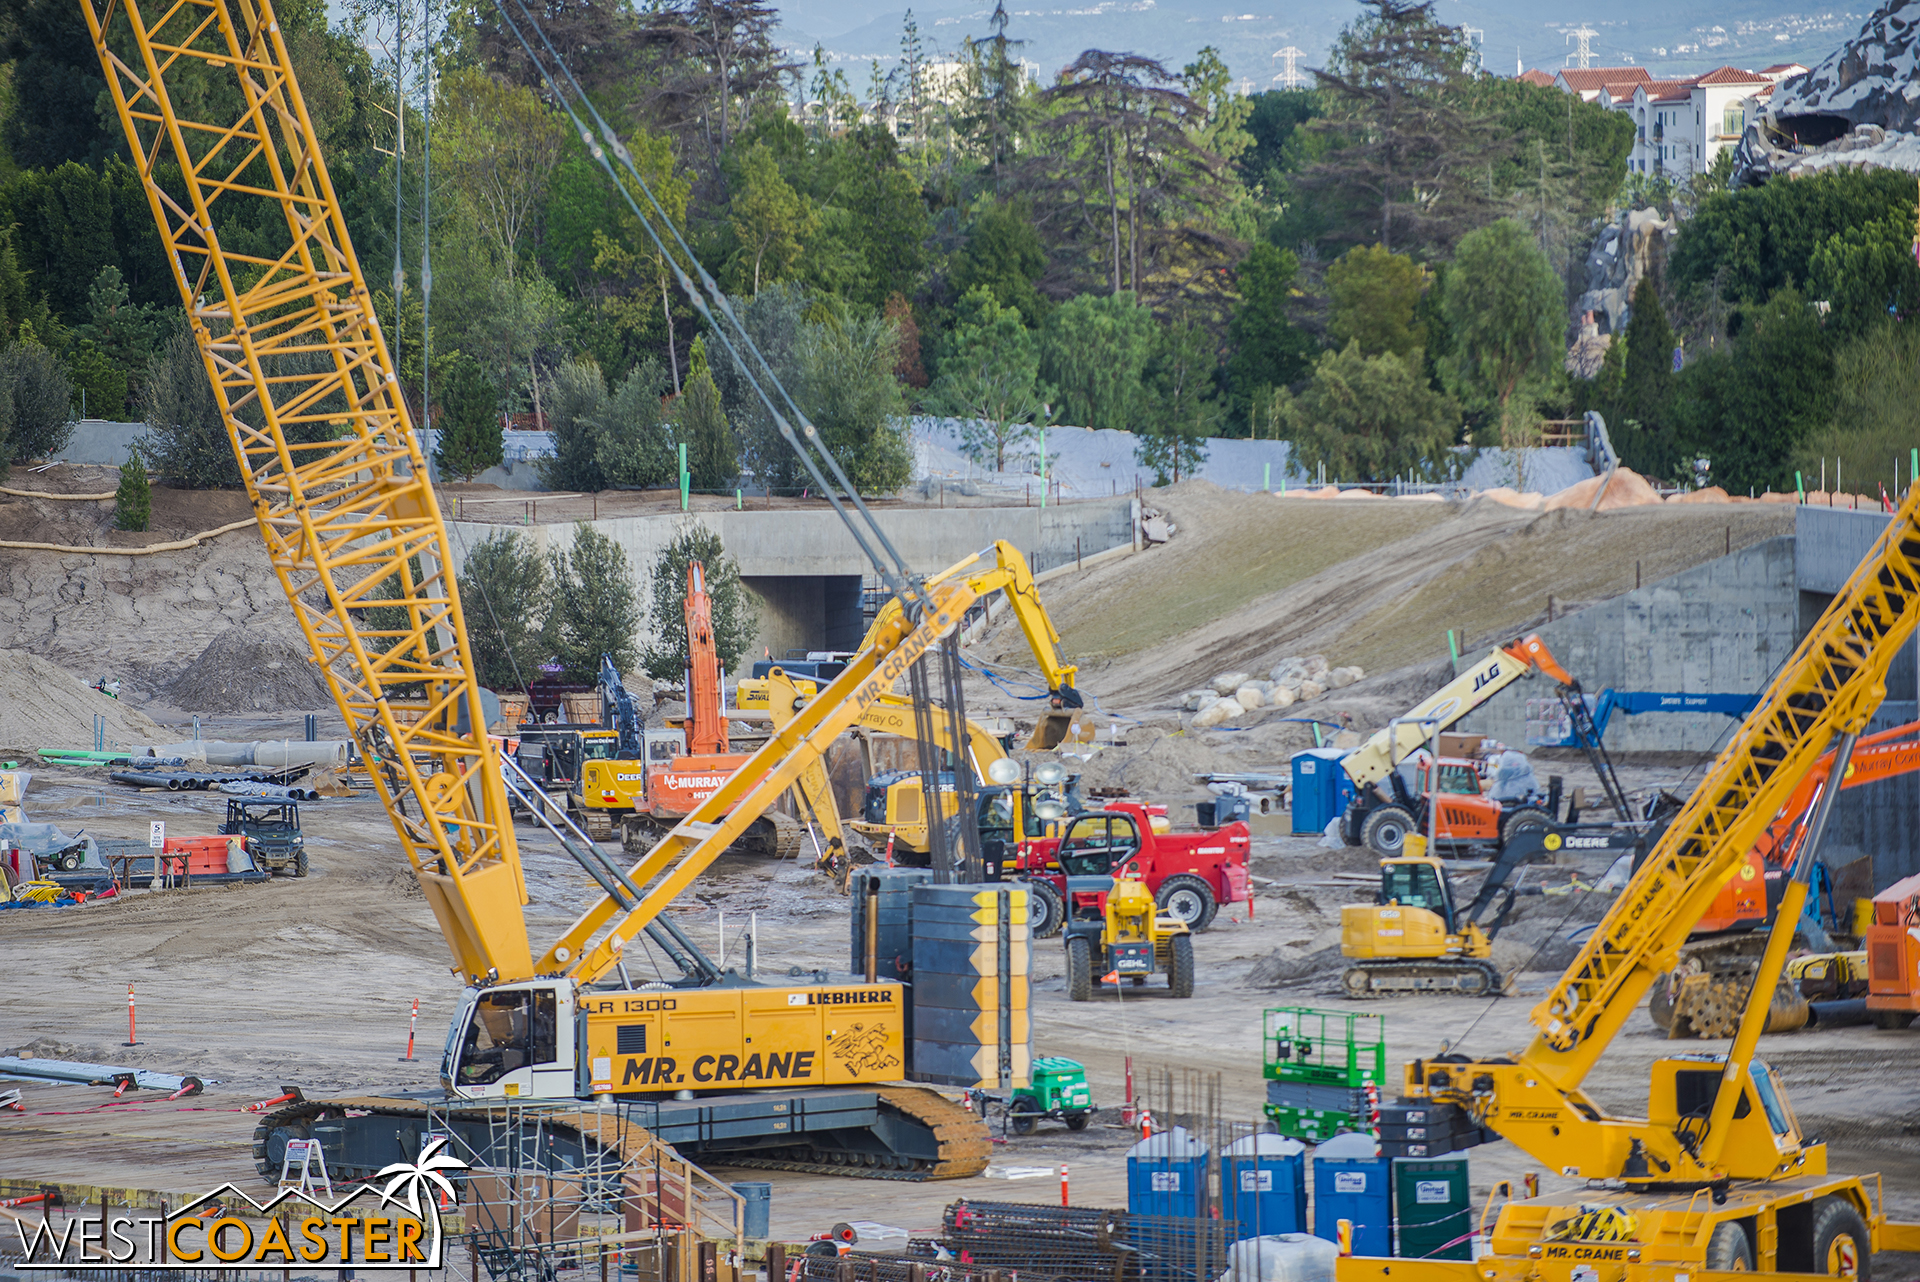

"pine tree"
[1621,276,1674,424]
[640,523,761,680]
[548,524,643,679]
[676,336,737,489]
[433,354,504,482]
[114,447,150,531]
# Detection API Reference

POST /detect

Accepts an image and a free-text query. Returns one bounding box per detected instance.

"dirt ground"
[4,720,1919,1264]
[2,474,1912,1274]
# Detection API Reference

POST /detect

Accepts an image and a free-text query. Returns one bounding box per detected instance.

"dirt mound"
[1248,944,1345,988]
[163,628,332,714]
[0,649,166,752]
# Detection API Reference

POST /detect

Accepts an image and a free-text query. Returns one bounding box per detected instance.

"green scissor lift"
[1261,1007,1385,1143]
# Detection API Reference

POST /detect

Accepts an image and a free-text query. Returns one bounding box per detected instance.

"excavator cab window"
[456,989,559,1086]
[579,736,620,762]
[1380,862,1454,928]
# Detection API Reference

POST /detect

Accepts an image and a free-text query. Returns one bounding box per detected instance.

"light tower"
[1564,25,1598,69]
[1271,45,1305,89]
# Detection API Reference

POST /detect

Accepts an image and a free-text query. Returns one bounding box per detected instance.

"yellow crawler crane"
[1338,495,1920,1280]
[81,0,994,1184]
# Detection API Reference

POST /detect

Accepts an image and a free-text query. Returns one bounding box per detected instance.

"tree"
[676,337,737,489]
[549,523,643,680]
[1667,288,1833,494]
[1032,51,1234,298]
[541,359,610,491]
[1806,208,1920,340]
[1298,0,1508,256]
[636,0,800,171]
[593,359,676,489]
[1225,243,1314,419]
[1275,342,1460,482]
[1441,219,1563,447]
[0,0,115,170]
[113,448,150,532]
[1137,319,1219,483]
[1327,243,1427,358]
[639,523,761,681]
[1039,292,1157,431]
[457,530,552,692]
[137,326,236,487]
[2,339,74,462]
[797,310,913,493]
[1671,170,1917,323]
[66,341,127,420]
[1794,322,1920,496]
[1620,276,1674,424]
[435,70,568,279]
[954,0,1032,186]
[433,353,503,482]
[728,142,815,294]
[948,199,1050,330]
[710,283,810,491]
[75,265,169,412]
[884,294,928,388]
[926,288,1049,472]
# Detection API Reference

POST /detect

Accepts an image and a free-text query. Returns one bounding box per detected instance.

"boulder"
[1328,666,1362,688]
[1211,671,1253,695]
[1302,655,1330,680]
[1297,679,1325,702]
[1235,685,1266,709]
[1192,696,1245,728]
[1181,690,1221,713]
[1268,685,1296,709]
[1269,657,1309,684]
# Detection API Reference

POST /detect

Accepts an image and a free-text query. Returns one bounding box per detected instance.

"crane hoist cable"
[488,0,929,618]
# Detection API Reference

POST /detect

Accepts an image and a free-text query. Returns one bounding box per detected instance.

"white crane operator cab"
[442,981,579,1101]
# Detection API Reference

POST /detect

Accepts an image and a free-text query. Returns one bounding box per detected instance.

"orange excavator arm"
[1751,720,1920,867]
[684,561,728,757]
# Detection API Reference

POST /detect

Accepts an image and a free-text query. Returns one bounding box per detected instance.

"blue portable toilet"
[1311,1131,1392,1258]
[1290,749,1355,835]
[1221,1132,1308,1239]
[1127,1126,1209,1218]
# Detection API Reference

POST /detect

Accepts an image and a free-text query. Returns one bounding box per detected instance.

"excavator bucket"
[1028,710,1091,750]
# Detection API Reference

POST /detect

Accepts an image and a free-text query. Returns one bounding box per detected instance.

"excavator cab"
[1377,854,1460,932]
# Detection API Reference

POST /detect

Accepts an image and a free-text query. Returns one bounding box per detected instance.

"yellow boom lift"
[81,0,1003,1183]
[1338,493,1920,1279]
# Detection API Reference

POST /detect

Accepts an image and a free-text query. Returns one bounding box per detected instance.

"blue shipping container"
[1221,1133,1308,1238]
[1291,749,1355,835]
[1127,1127,1209,1219]
[1313,1154,1392,1258]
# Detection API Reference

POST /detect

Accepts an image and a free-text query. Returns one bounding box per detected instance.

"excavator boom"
[684,561,729,756]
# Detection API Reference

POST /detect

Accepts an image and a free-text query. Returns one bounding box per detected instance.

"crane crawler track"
[251,1086,990,1186]
[1342,959,1506,998]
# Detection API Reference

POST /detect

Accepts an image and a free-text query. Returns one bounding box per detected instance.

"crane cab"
[443,981,580,1102]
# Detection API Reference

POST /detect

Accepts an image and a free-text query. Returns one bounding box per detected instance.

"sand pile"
[0,649,166,752]
[163,627,332,714]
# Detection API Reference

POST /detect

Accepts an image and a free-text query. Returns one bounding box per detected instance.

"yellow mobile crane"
[81,0,1000,1182]
[1339,500,1920,1279]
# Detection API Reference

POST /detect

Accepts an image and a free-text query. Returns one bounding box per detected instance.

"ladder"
[278,1139,335,1198]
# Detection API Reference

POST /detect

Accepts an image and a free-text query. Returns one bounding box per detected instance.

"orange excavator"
[583,562,844,859]
[1652,719,1920,1037]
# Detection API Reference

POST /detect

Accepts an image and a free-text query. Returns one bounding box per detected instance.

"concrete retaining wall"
[1460,535,1801,755]
[445,497,1136,666]
[50,420,146,466]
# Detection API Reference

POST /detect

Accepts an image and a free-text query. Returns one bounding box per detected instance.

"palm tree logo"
[374,1136,470,1267]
